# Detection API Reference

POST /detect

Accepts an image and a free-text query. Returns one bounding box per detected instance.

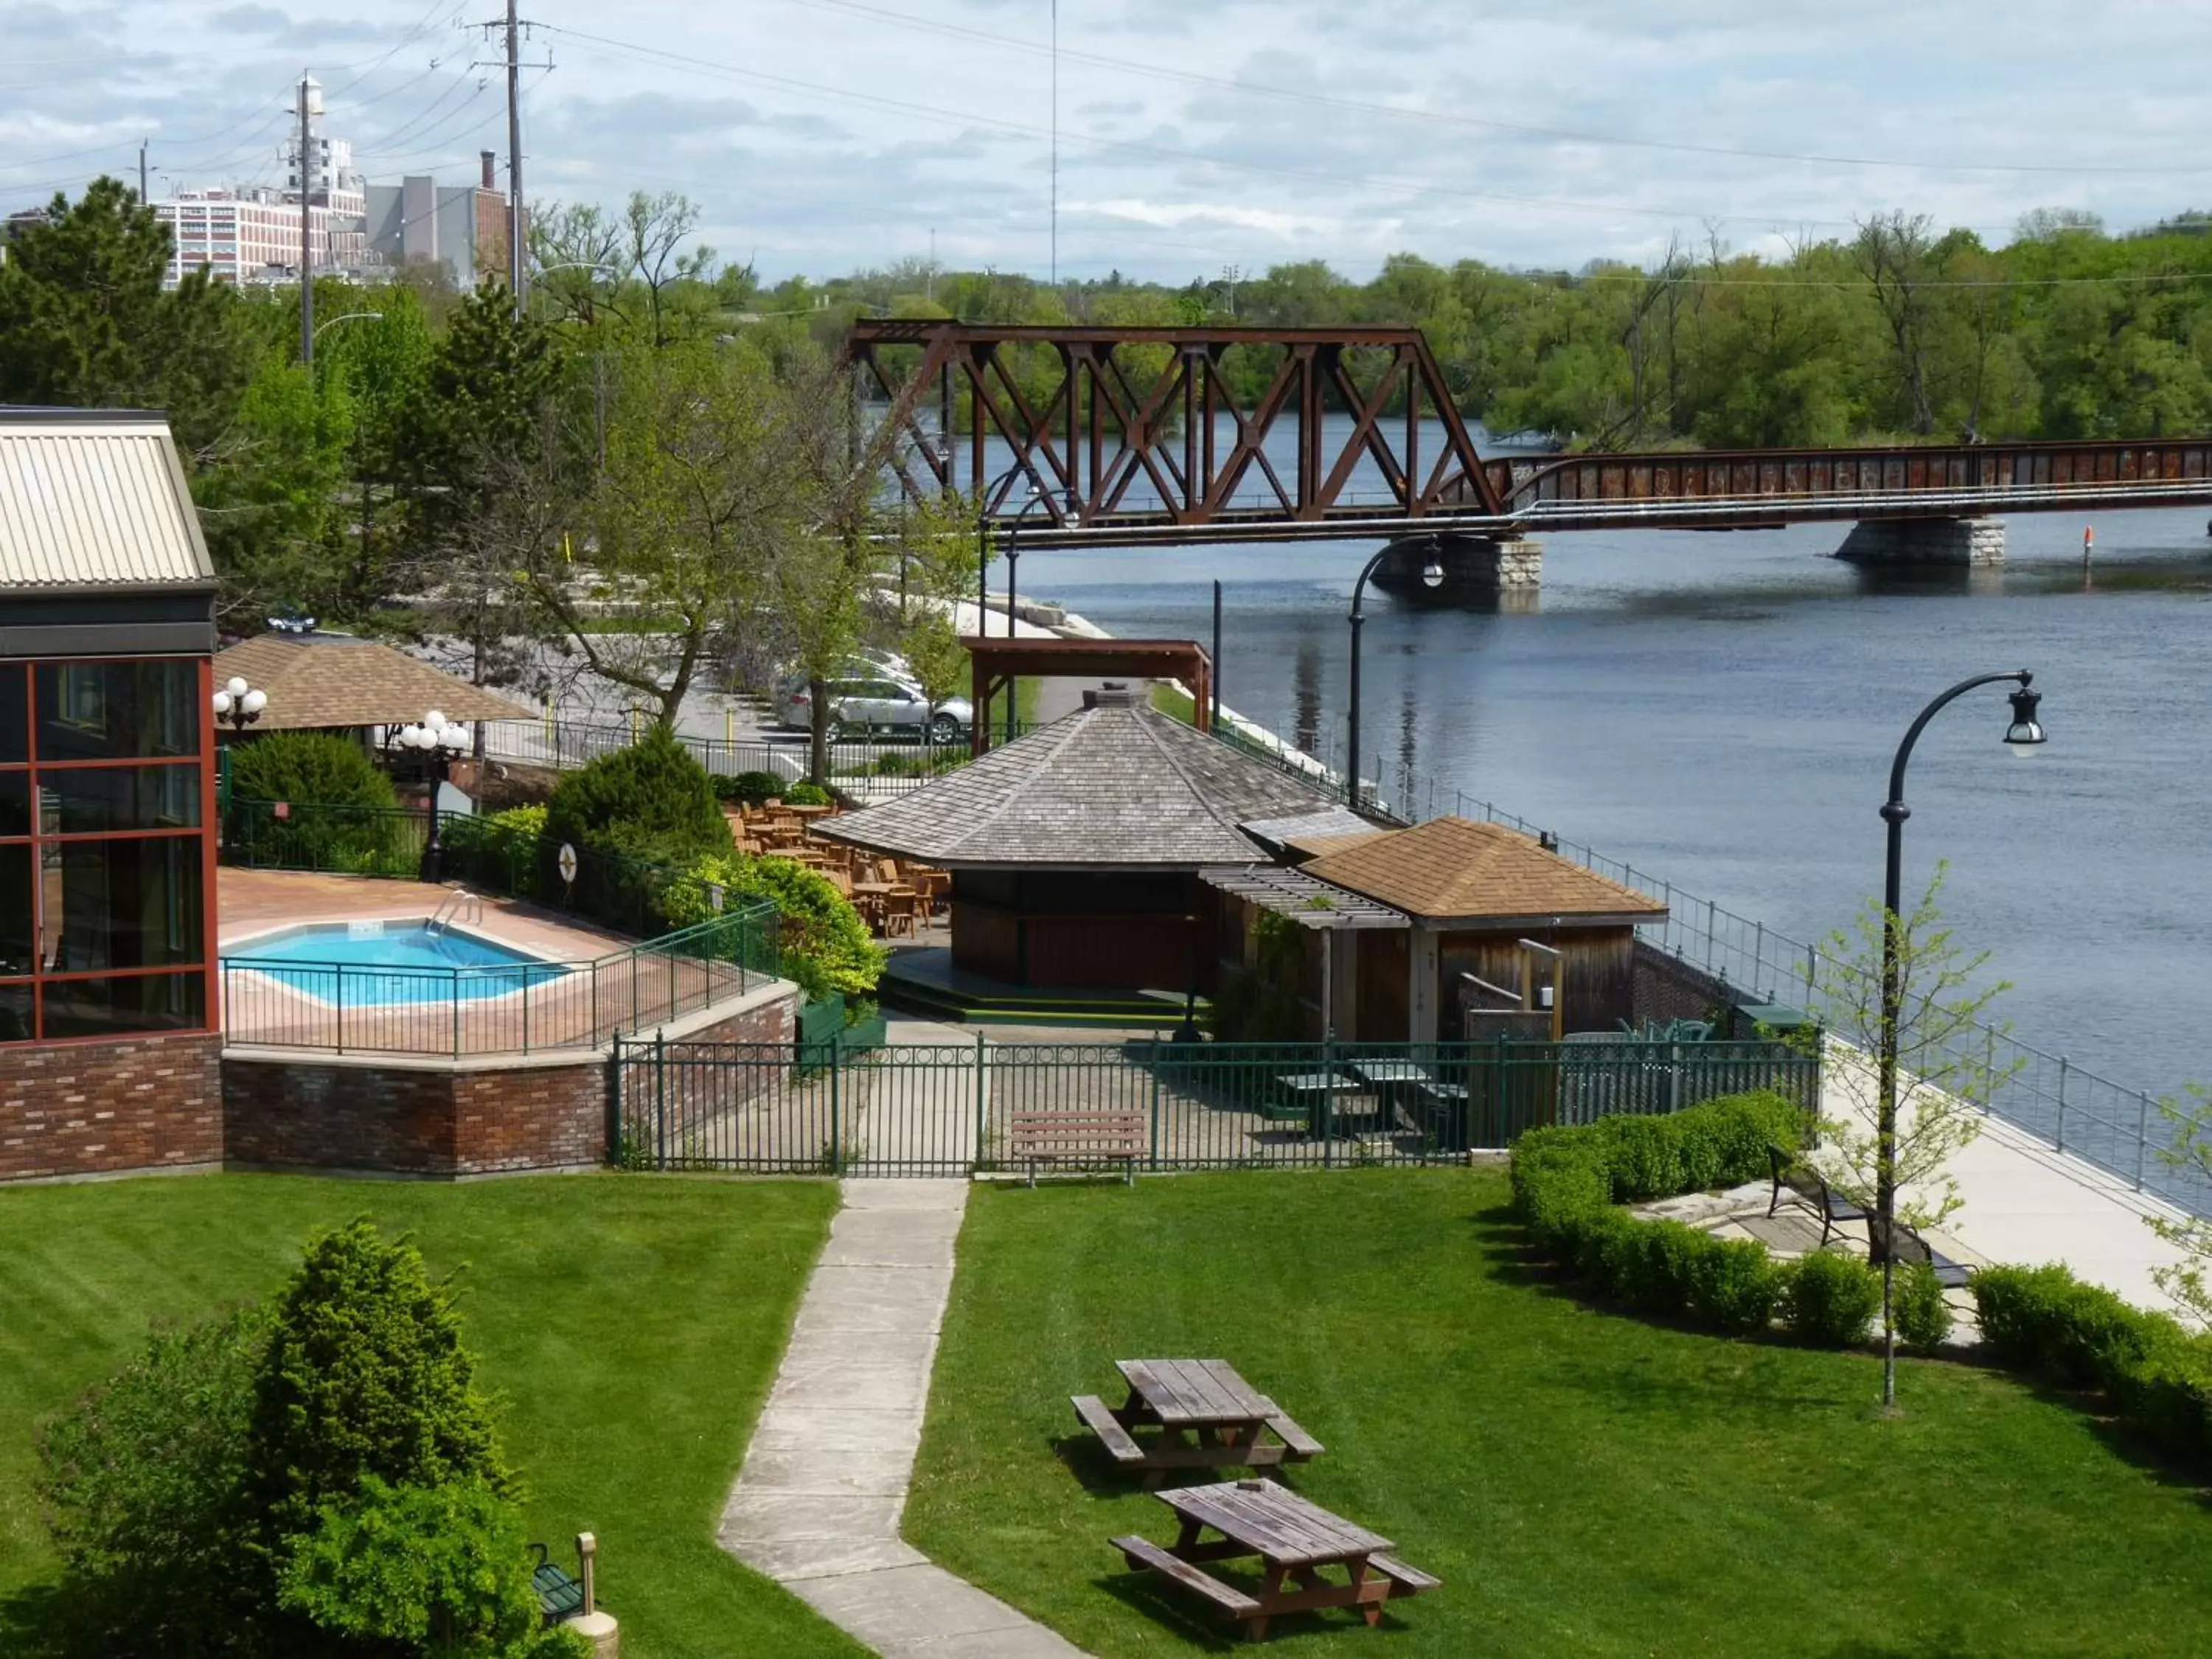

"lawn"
[0,1172,866,1659]
[908,1168,2212,1658]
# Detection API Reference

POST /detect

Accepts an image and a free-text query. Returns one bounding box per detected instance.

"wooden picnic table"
[1071,1359,1321,1487]
[1113,1477,1438,1640]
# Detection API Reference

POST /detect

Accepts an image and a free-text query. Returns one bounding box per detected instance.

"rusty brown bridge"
[848,321,2212,576]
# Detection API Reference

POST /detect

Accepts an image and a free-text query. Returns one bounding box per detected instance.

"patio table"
[1112,1477,1438,1640]
[1071,1359,1322,1488]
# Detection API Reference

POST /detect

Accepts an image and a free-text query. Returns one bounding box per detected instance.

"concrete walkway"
[718,1178,1087,1658]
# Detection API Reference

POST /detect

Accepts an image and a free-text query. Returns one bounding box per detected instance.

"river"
[1007,429,2212,1103]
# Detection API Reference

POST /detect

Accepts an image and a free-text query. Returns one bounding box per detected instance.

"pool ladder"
[427,887,482,935]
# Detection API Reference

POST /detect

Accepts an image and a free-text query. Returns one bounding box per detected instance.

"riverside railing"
[476,715,999,799]
[220,907,779,1058]
[608,1034,1819,1177]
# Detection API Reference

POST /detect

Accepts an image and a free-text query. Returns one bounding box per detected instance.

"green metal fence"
[609,1034,1819,1177]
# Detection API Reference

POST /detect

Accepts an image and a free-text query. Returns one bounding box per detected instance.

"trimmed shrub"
[1599,1114,1684,1203]
[1781,1250,1882,1347]
[713,769,785,805]
[543,724,726,869]
[1971,1262,2186,1390]
[37,1305,271,1654]
[782,779,833,807]
[230,729,398,812]
[1893,1260,1954,1353]
[440,804,548,897]
[1685,1237,1786,1334]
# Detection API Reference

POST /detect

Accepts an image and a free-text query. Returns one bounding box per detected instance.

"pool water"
[223,921,571,1006]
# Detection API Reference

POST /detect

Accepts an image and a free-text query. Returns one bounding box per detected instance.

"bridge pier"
[1834,517,2006,568]
[1374,534,1543,607]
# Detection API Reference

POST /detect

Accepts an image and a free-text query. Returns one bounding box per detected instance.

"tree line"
[7,181,2212,751]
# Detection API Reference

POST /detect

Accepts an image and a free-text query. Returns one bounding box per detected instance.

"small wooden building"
[811,692,1338,992]
[1296,817,1669,1043]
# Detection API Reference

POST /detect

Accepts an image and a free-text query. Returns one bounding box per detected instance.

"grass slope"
[908,1169,2212,1658]
[0,1173,864,1659]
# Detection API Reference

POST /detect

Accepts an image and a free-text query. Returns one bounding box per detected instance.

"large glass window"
[2,654,213,1043]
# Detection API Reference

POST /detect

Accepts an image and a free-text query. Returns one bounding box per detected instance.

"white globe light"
[440,725,467,751]
[212,690,233,714]
[399,723,425,748]
[423,709,446,731]
[240,689,268,714]
[226,676,249,699]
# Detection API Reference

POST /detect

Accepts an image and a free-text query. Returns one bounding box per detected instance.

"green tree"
[542,722,726,866]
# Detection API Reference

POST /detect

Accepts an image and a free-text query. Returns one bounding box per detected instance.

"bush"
[440,804,547,897]
[1971,1262,2184,1391]
[230,729,399,812]
[1781,1250,1882,1346]
[658,850,886,997]
[713,769,785,805]
[1893,1260,1954,1352]
[279,1476,587,1659]
[1599,1115,1684,1203]
[1685,1237,1786,1334]
[246,1220,508,1554]
[543,724,726,868]
[782,779,833,806]
[37,1305,270,1653]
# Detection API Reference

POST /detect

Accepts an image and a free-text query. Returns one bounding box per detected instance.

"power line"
[763,0,2212,180]
[327,0,460,97]
[542,24,1896,232]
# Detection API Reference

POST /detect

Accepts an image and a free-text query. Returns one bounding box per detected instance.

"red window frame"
[0,655,220,1046]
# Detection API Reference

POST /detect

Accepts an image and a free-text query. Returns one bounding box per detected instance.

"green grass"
[908,1169,2212,1657]
[0,1173,865,1659]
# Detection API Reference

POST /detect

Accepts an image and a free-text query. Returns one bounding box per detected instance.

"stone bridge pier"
[1834,517,2006,568]
[1373,533,1544,608]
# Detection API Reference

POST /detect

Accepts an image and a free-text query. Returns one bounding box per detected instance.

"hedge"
[1971,1263,2212,1467]
[1510,1091,1893,1347]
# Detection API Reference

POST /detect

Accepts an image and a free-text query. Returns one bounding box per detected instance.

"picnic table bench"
[1008,1107,1145,1185]
[1073,1358,1322,1486]
[1113,1477,1437,1640]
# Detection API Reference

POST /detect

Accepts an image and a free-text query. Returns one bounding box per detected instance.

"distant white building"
[362,152,514,290]
[153,77,368,288]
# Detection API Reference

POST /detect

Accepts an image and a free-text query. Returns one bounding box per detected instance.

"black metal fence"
[476,717,992,801]
[610,1035,1819,1177]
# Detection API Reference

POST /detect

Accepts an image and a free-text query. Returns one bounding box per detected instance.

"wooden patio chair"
[878,887,920,939]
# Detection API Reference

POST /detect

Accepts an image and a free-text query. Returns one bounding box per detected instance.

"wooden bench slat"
[1112,1535,1262,1618]
[1370,1552,1441,1593]
[1263,1411,1324,1459]
[1072,1394,1147,1464]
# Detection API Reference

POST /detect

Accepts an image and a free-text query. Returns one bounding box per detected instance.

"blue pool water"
[223,922,570,1006]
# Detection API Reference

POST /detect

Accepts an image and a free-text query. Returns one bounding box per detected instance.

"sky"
[4,0,2211,285]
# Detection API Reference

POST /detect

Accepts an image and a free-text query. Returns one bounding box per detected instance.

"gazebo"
[211,630,532,736]
[810,690,1338,995]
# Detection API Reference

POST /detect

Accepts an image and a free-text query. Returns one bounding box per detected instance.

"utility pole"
[138,140,147,205]
[1048,0,1058,288]
[504,0,524,316]
[299,73,318,367]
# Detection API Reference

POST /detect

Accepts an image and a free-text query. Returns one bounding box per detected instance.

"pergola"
[964,636,1211,754]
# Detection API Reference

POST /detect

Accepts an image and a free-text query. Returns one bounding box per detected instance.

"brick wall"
[0,1033,224,1183]
[225,983,799,1178]
[1631,939,1739,1029]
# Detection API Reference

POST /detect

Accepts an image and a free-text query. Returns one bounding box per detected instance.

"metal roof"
[1198,865,1408,931]
[0,411,215,591]
[810,702,1338,869]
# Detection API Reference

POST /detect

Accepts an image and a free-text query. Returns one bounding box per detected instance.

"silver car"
[777,676,973,743]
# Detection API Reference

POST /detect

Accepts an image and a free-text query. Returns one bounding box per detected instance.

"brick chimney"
[481,150,497,191]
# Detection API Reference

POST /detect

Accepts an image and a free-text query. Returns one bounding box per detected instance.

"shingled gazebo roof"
[212,633,533,731]
[1301,817,1669,927]
[810,700,1339,871]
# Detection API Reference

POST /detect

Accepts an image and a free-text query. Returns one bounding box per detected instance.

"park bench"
[528,1543,583,1626]
[1767,1143,1870,1248]
[1867,1213,1974,1290]
[1008,1107,1145,1186]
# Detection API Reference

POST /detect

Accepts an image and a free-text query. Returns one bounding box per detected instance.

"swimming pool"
[221,921,571,1006]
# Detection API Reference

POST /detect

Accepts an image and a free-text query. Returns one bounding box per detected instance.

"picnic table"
[1343,1057,1470,1142]
[1113,1478,1438,1640]
[1072,1359,1321,1486]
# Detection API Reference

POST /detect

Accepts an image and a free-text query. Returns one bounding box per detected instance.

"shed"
[1298,816,1669,1041]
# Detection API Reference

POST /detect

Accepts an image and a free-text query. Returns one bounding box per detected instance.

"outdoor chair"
[1865,1214,1973,1289]
[879,887,920,939]
[1766,1143,1870,1248]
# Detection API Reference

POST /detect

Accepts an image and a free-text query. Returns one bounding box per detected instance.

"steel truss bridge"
[846,321,2212,549]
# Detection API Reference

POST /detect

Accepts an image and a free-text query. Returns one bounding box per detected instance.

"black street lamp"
[394,709,470,883]
[1871,669,2045,1404]
[212,675,268,732]
[1345,538,1444,809]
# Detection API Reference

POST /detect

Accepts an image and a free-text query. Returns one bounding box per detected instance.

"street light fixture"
[212,675,268,731]
[310,310,380,342]
[394,709,471,883]
[1344,538,1445,810]
[1870,668,2045,1406]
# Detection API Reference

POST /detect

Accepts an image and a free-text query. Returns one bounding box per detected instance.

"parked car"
[778,675,972,743]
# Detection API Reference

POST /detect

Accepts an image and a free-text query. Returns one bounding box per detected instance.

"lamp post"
[395,709,471,883]
[1871,669,2045,1406]
[212,675,268,732]
[1345,538,1444,810]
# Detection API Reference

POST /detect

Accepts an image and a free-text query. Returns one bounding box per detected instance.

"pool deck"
[219,869,635,963]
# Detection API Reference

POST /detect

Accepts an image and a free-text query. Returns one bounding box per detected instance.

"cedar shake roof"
[212,633,534,731]
[1301,816,1669,925]
[810,702,1338,869]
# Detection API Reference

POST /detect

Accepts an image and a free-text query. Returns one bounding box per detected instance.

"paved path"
[719,1179,1087,1658]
